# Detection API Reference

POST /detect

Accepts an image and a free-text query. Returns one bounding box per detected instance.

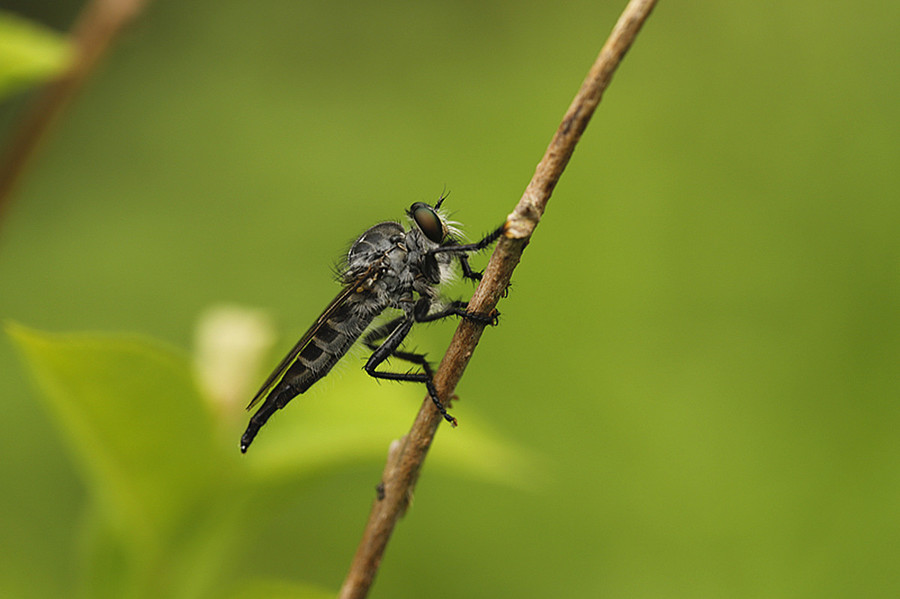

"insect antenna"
[435,187,450,209]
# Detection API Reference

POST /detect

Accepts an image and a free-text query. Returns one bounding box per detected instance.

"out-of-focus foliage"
[0,11,70,100]
[7,322,534,598]
[1,0,898,598]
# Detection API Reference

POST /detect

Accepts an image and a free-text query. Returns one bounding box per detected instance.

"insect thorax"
[342,220,449,310]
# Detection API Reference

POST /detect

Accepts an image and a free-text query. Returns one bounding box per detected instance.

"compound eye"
[410,203,444,243]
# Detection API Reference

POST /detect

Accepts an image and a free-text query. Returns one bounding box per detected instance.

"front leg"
[433,225,508,292]
[432,224,505,256]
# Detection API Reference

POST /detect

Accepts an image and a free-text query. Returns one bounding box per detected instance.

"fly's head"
[407,197,463,248]
[406,198,464,287]
[407,202,446,246]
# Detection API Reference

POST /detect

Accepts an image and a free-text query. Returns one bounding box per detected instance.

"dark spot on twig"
[560,106,582,135]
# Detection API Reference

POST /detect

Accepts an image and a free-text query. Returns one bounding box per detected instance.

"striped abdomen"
[276,297,377,397]
[240,289,385,452]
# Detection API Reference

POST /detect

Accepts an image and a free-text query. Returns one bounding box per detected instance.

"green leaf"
[6,322,222,551]
[6,321,541,597]
[0,11,71,100]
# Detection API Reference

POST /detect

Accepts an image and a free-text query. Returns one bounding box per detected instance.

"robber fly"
[240,197,504,453]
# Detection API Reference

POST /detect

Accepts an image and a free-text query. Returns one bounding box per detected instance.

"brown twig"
[338,1,658,597]
[0,0,149,230]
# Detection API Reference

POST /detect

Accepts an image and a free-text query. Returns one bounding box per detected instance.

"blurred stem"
[0,0,150,231]
[338,0,659,597]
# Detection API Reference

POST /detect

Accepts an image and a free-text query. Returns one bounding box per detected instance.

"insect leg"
[415,299,499,326]
[458,254,483,282]
[362,317,406,349]
[432,224,505,256]
[458,253,511,297]
[363,317,436,377]
[433,225,509,294]
[363,315,457,426]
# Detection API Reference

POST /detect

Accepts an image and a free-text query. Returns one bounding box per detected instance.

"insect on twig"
[240,197,503,453]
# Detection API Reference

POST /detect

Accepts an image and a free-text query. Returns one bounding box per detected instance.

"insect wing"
[245,283,358,411]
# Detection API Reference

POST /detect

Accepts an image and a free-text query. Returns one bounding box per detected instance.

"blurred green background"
[2,0,898,598]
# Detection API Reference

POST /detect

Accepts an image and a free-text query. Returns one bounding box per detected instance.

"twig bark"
[340,1,658,597]
[0,0,149,231]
